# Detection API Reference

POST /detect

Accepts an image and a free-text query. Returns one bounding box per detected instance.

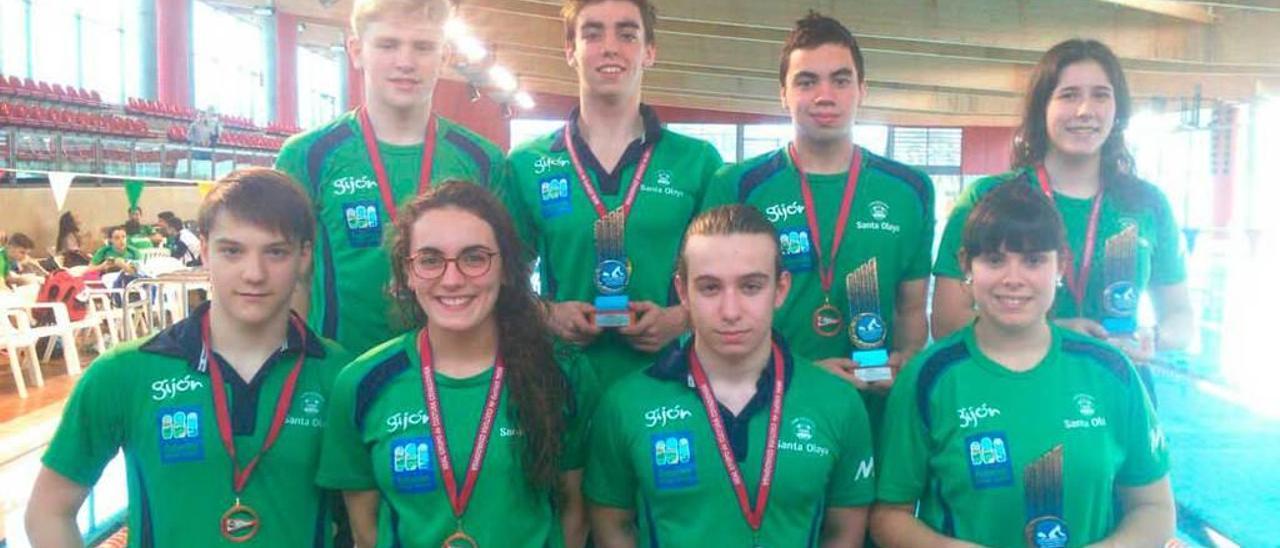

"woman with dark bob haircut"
[872,182,1175,547]
[316,181,596,547]
[930,39,1193,405]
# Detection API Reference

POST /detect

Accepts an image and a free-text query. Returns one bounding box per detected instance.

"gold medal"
[812,302,843,337]
[442,524,478,548]
[220,499,260,543]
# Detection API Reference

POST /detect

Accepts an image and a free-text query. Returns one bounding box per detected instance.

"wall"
[0,184,203,254]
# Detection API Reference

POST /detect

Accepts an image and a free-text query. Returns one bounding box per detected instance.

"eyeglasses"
[408,249,499,280]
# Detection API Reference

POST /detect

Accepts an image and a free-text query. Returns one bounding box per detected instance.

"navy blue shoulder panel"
[354,350,411,432]
[306,123,356,198]
[445,130,493,186]
[1062,338,1131,385]
[865,152,932,210]
[915,341,971,430]
[737,150,788,202]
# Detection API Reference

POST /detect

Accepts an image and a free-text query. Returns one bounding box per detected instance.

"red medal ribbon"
[202,314,309,494]
[789,143,864,299]
[357,106,438,224]
[688,342,786,534]
[1035,164,1104,313]
[563,122,654,220]
[417,328,505,520]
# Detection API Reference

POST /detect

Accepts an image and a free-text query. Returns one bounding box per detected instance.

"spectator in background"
[56,211,92,267]
[189,108,223,148]
[88,226,140,274]
[1,233,45,290]
[159,211,201,266]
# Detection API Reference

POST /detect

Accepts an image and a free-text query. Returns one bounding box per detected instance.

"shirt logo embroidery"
[965,431,1013,489]
[651,432,697,490]
[539,176,572,219]
[386,410,430,433]
[390,436,437,493]
[158,406,205,463]
[534,155,569,174]
[152,374,206,401]
[957,403,1002,429]
[869,200,890,221]
[332,175,377,196]
[644,404,693,429]
[764,201,804,224]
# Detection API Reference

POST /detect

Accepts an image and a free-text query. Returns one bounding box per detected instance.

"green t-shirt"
[702,146,936,362]
[502,107,723,388]
[934,168,1187,320]
[584,338,876,547]
[877,323,1169,546]
[42,305,353,547]
[275,110,506,355]
[0,246,10,278]
[316,331,599,547]
[91,244,142,265]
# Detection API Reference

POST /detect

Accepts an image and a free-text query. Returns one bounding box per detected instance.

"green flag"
[124,179,145,209]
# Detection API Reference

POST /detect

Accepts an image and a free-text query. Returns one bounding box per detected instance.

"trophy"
[590,210,634,327]
[846,258,890,382]
[1023,445,1069,548]
[1101,225,1139,336]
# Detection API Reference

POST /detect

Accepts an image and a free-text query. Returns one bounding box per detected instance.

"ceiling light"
[488,66,518,93]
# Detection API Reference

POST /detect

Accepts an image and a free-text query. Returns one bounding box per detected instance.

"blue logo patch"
[342,200,383,248]
[390,436,437,493]
[1028,516,1070,548]
[965,431,1013,489]
[539,176,572,219]
[777,227,814,273]
[853,313,887,346]
[157,406,204,463]
[595,259,629,293]
[1103,281,1138,315]
[651,432,697,490]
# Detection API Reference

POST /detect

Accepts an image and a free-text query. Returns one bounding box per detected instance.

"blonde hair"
[350,0,455,36]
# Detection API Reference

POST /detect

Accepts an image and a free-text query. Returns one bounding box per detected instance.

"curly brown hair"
[387,181,572,494]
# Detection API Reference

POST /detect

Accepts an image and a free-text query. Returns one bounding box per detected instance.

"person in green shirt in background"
[0,232,43,290]
[587,205,874,547]
[503,0,723,389]
[702,12,933,430]
[88,225,142,274]
[275,0,505,356]
[317,182,595,547]
[27,168,353,547]
[872,182,1174,547]
[930,39,1194,405]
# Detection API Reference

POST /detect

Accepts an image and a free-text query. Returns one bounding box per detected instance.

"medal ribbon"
[790,143,863,300]
[688,342,786,534]
[357,106,438,224]
[202,314,309,494]
[564,122,654,220]
[1035,164,1104,313]
[417,328,505,520]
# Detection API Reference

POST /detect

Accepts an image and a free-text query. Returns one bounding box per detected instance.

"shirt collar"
[551,103,664,152]
[645,330,796,393]
[141,301,327,372]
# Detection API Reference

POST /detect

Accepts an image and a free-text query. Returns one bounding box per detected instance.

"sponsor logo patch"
[158,406,205,463]
[965,431,1013,489]
[651,432,697,490]
[390,436,437,493]
[539,176,572,219]
[777,226,814,273]
[342,200,383,248]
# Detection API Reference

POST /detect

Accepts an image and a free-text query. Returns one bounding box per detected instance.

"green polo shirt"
[702,145,935,362]
[0,246,10,278]
[275,110,506,355]
[316,331,599,547]
[877,323,1169,546]
[934,168,1187,321]
[90,244,142,265]
[42,304,353,547]
[584,337,876,547]
[502,106,723,388]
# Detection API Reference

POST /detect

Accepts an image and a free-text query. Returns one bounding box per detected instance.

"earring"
[1056,276,1065,288]
[963,275,973,286]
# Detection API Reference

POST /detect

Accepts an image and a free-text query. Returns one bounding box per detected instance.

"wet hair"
[961,182,1067,268]
[1012,39,1151,210]
[677,204,782,280]
[388,180,571,495]
[779,11,866,86]
[562,0,658,45]
[197,168,315,245]
[6,232,34,250]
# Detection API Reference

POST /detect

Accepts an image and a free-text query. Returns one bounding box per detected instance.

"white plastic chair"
[0,302,43,398]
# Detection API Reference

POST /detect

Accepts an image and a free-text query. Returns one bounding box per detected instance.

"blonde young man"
[276,0,505,355]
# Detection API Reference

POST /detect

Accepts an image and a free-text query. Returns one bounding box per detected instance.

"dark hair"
[1012,39,1150,208]
[388,181,571,494]
[779,11,866,86]
[124,219,143,236]
[562,0,657,44]
[107,225,127,239]
[197,168,315,245]
[128,206,142,214]
[961,182,1067,269]
[677,204,782,280]
[161,214,184,232]
[56,212,81,253]
[7,232,34,250]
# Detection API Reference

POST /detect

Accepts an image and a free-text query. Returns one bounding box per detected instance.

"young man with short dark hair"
[0,232,41,290]
[27,168,353,546]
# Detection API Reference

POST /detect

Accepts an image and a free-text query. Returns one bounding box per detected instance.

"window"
[666,123,738,162]
[193,1,268,123]
[0,0,140,103]
[888,127,962,168]
[297,46,341,129]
